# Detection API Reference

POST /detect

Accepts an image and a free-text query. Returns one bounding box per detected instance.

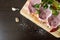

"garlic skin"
[12,7,19,11]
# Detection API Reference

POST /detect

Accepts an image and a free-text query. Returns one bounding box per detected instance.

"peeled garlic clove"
[15,17,19,22]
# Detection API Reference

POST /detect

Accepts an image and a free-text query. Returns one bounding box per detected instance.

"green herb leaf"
[43,4,48,9]
[48,0,54,4]
[34,4,40,8]
[42,0,48,3]
[52,10,59,16]
[42,0,54,4]
[52,0,60,10]
[35,10,40,14]
[57,4,60,10]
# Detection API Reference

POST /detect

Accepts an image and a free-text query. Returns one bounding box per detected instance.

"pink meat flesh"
[28,3,36,13]
[39,7,52,20]
[30,0,41,5]
[47,12,60,32]
[28,0,41,13]
[48,15,60,28]
[39,7,46,19]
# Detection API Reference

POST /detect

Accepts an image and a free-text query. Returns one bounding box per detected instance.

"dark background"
[0,0,60,40]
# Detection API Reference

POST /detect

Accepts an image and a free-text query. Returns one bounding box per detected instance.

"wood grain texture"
[20,0,60,38]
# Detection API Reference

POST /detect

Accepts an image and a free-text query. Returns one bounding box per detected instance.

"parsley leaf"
[48,0,54,4]
[52,10,59,16]
[43,4,48,9]
[35,10,40,14]
[34,4,40,8]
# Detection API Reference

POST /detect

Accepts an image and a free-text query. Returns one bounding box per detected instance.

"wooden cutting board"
[20,0,60,38]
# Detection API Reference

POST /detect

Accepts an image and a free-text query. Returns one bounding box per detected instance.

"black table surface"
[0,0,60,40]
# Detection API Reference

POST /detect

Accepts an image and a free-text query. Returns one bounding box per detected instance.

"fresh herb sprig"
[33,4,40,10]
[35,10,41,14]
[52,10,59,16]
